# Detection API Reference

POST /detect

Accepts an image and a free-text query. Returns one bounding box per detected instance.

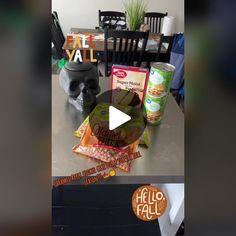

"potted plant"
[124,0,148,31]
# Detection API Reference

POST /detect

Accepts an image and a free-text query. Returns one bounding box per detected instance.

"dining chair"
[98,10,127,30]
[51,11,65,59]
[52,11,58,20]
[143,12,168,33]
[160,34,175,62]
[102,29,149,76]
[145,34,173,69]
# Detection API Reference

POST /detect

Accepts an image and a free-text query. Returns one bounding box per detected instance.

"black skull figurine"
[59,62,100,113]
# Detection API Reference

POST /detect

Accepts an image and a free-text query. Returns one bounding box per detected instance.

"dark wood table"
[52,184,162,236]
[63,28,169,62]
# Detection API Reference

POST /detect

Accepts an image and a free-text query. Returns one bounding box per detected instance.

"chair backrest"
[160,34,175,61]
[98,10,126,30]
[52,12,65,43]
[143,12,168,33]
[104,29,149,76]
[51,12,65,58]
[52,11,59,21]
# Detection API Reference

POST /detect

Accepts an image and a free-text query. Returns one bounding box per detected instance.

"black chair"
[98,10,127,30]
[51,11,65,59]
[52,11,58,20]
[160,34,175,62]
[145,34,174,69]
[143,12,168,33]
[102,29,149,76]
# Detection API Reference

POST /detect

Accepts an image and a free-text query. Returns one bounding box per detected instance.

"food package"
[74,107,150,147]
[111,65,149,107]
[145,62,175,125]
[74,115,90,138]
[73,103,141,172]
[139,129,150,147]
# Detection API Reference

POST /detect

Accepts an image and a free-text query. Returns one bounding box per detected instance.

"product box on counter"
[110,65,149,107]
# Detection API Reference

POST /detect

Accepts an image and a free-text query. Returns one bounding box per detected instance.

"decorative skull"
[59,62,100,112]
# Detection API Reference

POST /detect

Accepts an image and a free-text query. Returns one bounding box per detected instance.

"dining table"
[52,74,184,184]
[62,28,170,63]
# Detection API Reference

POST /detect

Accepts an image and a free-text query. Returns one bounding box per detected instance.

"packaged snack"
[74,106,150,147]
[73,103,141,172]
[74,116,89,138]
[73,103,130,139]
[73,142,137,172]
[145,63,175,125]
[75,121,150,147]
[139,128,150,147]
[111,65,149,107]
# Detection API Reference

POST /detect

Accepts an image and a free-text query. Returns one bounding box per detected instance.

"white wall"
[52,0,184,35]
[155,184,184,236]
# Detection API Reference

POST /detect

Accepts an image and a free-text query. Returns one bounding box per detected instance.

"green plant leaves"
[124,0,148,31]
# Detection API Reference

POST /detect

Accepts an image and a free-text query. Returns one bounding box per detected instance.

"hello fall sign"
[65,34,97,62]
